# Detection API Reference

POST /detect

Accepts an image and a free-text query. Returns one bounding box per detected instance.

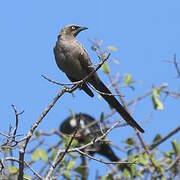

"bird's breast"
[54,40,87,80]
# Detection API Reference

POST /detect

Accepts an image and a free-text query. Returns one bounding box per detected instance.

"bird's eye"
[71,26,76,30]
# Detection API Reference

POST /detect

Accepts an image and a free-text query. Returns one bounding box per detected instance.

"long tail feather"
[92,77,144,133]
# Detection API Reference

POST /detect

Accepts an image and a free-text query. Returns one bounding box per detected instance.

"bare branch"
[164,54,180,78]
[76,149,132,166]
[5,157,43,179]
[11,104,24,142]
[45,129,78,179]
[165,155,180,171]
[150,126,180,150]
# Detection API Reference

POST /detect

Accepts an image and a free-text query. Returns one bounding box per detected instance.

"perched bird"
[54,24,144,133]
[60,113,120,162]
[60,113,133,175]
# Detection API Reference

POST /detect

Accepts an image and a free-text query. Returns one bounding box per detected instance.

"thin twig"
[76,149,132,166]
[0,159,4,173]
[45,130,78,179]
[150,126,180,150]
[5,157,43,179]
[11,104,24,142]
[88,83,124,97]
[173,54,180,78]
[165,155,180,171]
[164,54,180,78]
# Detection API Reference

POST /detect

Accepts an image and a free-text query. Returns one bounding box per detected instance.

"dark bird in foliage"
[60,113,133,174]
[60,113,120,162]
[54,24,144,133]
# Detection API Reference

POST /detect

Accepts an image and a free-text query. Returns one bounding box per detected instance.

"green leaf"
[64,136,79,148]
[32,149,40,161]
[71,111,75,119]
[124,73,132,85]
[24,174,32,180]
[99,112,104,123]
[126,138,135,146]
[101,173,113,180]
[128,154,138,163]
[153,134,162,143]
[60,156,66,168]
[151,155,159,167]
[151,155,164,173]
[164,150,174,158]
[138,153,149,166]
[107,45,118,52]
[123,168,131,178]
[101,177,105,180]
[64,170,70,179]
[32,148,48,163]
[74,166,84,176]
[130,163,136,177]
[8,166,18,174]
[161,176,166,180]
[136,170,143,177]
[171,140,180,155]
[101,63,110,74]
[106,174,113,180]
[102,52,108,60]
[51,148,56,160]
[66,160,76,170]
[152,89,164,110]
[39,149,48,163]
[71,139,79,147]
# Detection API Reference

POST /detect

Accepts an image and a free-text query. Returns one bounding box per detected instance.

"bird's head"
[60,24,88,37]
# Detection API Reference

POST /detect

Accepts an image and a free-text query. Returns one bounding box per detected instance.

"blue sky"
[0,0,180,179]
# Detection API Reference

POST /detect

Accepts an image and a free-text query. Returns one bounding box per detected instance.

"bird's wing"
[77,45,96,74]
[77,45,102,88]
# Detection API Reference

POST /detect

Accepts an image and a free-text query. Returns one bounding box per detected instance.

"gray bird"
[54,24,144,133]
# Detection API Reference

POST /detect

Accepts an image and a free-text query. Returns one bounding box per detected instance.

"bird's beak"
[78,27,88,32]
[74,27,88,36]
